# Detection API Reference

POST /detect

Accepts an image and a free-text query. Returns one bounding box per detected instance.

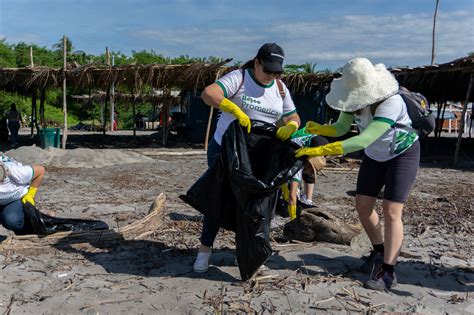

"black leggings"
[356,141,420,203]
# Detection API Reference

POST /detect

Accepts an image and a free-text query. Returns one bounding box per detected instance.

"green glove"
[219,98,251,133]
[295,141,344,158]
[276,121,299,141]
[288,204,297,220]
[305,121,338,137]
[21,186,38,206]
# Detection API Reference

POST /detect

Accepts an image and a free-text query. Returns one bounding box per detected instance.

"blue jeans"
[8,121,20,145]
[200,138,222,247]
[0,200,25,233]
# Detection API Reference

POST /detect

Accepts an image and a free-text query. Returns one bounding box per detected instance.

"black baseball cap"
[256,43,285,73]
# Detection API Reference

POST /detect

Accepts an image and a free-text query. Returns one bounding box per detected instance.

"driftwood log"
[0,193,166,252]
[283,208,360,245]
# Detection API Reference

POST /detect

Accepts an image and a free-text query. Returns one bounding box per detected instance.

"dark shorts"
[356,141,420,203]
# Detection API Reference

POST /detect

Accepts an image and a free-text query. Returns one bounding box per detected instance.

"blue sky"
[1,0,473,70]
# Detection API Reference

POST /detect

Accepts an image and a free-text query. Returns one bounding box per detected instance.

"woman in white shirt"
[0,155,45,234]
[296,58,420,291]
[193,43,301,274]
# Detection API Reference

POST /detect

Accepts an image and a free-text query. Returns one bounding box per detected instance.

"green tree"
[52,36,74,53]
[0,39,16,67]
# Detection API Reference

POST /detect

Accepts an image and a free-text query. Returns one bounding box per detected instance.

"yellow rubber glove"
[288,204,297,220]
[276,121,299,141]
[295,141,344,158]
[305,121,338,137]
[219,98,251,133]
[280,184,290,202]
[21,186,38,206]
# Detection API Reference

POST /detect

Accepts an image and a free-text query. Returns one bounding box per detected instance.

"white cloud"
[131,10,474,69]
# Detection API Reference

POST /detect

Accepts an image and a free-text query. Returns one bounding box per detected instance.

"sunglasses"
[259,60,283,76]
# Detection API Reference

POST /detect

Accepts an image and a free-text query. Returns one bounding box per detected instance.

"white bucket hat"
[325,57,399,112]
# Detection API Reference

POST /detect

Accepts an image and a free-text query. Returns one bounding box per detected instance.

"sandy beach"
[0,139,472,314]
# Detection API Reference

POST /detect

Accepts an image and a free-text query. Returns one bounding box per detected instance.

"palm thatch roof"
[391,56,474,102]
[1,56,472,102]
[0,63,236,95]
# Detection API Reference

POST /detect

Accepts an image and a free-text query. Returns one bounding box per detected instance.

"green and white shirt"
[353,94,418,161]
[214,69,296,144]
[0,155,34,205]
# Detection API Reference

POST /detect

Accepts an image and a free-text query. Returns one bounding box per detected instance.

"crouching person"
[0,155,45,234]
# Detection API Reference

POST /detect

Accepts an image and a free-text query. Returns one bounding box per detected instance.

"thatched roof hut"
[0,62,336,96]
[392,56,474,103]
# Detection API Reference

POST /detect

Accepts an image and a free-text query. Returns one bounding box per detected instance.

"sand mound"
[4,146,154,168]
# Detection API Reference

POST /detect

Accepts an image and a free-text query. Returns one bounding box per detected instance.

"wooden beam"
[30,90,36,137]
[110,54,115,132]
[62,35,68,149]
[162,89,170,147]
[204,69,224,150]
[29,46,34,67]
[454,74,473,165]
[39,89,46,128]
[0,194,166,252]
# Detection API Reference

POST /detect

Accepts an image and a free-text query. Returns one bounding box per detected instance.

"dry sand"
[0,145,473,314]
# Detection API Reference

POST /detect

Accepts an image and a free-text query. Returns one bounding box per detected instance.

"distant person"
[193,43,301,274]
[0,155,45,234]
[113,111,118,131]
[296,58,420,291]
[5,103,22,146]
[135,112,144,130]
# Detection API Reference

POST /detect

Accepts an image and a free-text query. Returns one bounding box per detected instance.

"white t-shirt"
[0,156,34,205]
[213,69,296,144]
[353,94,419,162]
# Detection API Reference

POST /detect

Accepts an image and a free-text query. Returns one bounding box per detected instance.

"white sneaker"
[193,251,212,273]
[300,195,313,206]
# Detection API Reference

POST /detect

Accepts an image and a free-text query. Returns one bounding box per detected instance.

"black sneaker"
[358,250,384,274]
[364,269,398,291]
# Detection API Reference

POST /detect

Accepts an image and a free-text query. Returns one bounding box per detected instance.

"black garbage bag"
[181,120,304,280]
[21,202,109,235]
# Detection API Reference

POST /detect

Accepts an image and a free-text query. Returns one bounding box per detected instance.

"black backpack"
[396,86,435,138]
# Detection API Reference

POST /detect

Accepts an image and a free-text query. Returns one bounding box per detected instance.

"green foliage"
[0,39,16,67]
[284,62,318,74]
[0,90,78,127]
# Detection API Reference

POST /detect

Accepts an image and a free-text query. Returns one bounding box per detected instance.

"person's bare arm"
[201,83,226,109]
[30,164,45,188]
[282,112,301,127]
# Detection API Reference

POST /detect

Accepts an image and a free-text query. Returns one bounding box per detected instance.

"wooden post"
[31,90,37,137]
[131,88,136,139]
[103,47,110,135]
[39,89,46,128]
[454,74,473,165]
[204,69,223,150]
[152,104,156,130]
[431,0,440,65]
[62,35,68,149]
[162,90,170,147]
[110,54,115,131]
[29,46,34,67]
[103,86,110,135]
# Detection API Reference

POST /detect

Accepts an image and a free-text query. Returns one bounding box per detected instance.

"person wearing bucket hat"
[0,155,45,234]
[193,43,301,274]
[295,57,420,291]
